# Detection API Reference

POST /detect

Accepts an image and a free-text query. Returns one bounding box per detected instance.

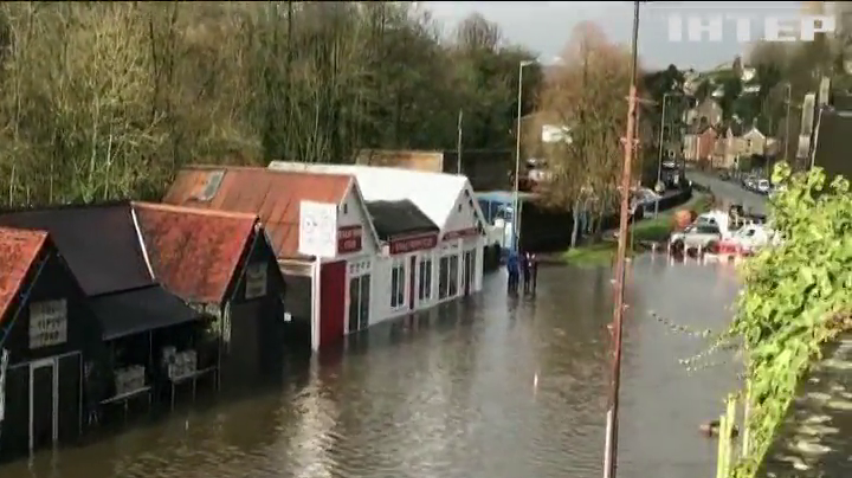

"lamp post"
[655,92,681,216]
[603,2,640,478]
[513,59,535,252]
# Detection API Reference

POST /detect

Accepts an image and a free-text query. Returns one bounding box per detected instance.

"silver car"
[669,223,722,253]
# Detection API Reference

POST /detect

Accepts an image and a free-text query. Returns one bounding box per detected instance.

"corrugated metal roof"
[365,200,438,240]
[162,166,353,259]
[0,202,155,296]
[0,227,48,322]
[133,202,258,304]
[267,162,487,232]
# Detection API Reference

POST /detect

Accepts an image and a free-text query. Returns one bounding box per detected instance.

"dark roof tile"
[366,200,438,240]
[0,202,154,296]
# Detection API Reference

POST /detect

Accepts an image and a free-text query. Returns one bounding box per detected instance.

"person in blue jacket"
[506,249,520,292]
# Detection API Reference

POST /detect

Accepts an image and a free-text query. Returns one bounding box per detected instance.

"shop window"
[448,255,459,297]
[438,256,450,299]
[390,260,405,308]
[418,258,433,301]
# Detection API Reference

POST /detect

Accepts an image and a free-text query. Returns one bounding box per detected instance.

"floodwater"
[1,254,742,478]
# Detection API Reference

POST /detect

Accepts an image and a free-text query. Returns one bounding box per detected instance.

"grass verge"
[559,192,713,267]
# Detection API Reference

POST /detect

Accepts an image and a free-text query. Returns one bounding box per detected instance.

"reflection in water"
[1,255,741,478]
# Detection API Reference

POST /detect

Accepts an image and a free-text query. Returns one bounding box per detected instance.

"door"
[29,359,57,451]
[463,250,475,296]
[358,275,371,330]
[408,256,416,310]
[347,275,372,334]
[348,277,360,334]
[319,261,347,348]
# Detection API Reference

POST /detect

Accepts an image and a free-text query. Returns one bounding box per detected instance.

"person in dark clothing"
[521,252,531,293]
[529,253,539,293]
[506,249,520,292]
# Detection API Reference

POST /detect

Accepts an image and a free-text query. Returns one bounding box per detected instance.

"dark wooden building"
[0,202,205,426]
[0,227,102,459]
[133,202,292,386]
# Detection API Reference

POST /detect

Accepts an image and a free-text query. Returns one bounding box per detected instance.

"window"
[348,274,371,333]
[390,260,405,308]
[438,256,450,299]
[448,255,459,297]
[418,258,433,301]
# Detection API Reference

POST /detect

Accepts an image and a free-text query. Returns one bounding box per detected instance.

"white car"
[756,179,771,195]
[718,224,774,255]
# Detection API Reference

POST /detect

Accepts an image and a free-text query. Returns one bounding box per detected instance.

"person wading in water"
[521,251,531,293]
[529,252,538,294]
[506,249,520,292]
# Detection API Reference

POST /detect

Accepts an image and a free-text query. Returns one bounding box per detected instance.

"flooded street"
[3,254,741,478]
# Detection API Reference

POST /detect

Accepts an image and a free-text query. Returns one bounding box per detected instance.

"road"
[687,170,768,215]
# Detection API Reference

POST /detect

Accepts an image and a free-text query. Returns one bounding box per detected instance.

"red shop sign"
[442,227,478,242]
[337,225,363,254]
[389,233,438,255]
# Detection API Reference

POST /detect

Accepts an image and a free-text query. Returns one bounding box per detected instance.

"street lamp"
[512,59,536,252]
[655,91,682,216]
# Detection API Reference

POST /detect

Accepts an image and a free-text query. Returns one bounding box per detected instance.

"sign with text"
[389,233,438,255]
[29,299,68,349]
[299,201,338,258]
[442,227,479,242]
[668,14,835,43]
[337,225,363,254]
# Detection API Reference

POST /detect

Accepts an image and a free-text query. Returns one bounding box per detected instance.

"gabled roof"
[0,202,155,296]
[267,162,487,232]
[0,227,48,321]
[366,200,439,240]
[133,202,259,304]
[162,166,362,259]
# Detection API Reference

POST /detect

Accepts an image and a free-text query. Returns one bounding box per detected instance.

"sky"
[423,1,811,71]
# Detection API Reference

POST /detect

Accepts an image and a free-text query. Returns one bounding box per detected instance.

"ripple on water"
[0,256,740,478]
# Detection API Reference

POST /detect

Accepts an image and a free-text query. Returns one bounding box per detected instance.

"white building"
[269,162,488,328]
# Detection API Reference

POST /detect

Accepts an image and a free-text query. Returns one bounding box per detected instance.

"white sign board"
[29,299,68,349]
[299,200,338,258]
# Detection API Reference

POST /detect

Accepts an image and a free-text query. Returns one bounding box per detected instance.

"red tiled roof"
[0,227,48,321]
[162,166,352,259]
[133,202,258,304]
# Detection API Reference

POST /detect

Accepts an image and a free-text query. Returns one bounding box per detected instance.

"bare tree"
[532,23,646,245]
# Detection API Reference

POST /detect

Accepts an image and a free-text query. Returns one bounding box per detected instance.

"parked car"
[718,223,775,256]
[669,222,723,253]
[756,179,771,195]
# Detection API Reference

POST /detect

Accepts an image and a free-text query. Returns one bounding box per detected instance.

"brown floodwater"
[1,254,742,478]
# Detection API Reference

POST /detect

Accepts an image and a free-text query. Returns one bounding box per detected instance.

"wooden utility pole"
[603,2,640,478]
[457,109,464,174]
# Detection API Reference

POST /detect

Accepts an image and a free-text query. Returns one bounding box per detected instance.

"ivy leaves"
[729,163,852,477]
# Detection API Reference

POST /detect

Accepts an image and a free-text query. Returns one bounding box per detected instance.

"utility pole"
[603,2,640,478]
[457,109,464,175]
[784,83,792,163]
